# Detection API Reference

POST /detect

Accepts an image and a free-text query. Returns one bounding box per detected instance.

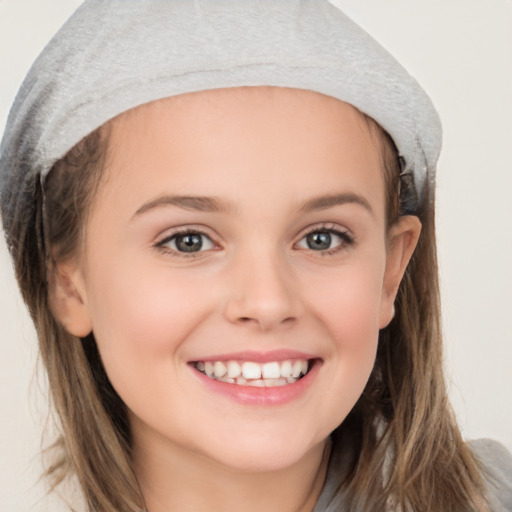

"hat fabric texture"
[0,0,442,245]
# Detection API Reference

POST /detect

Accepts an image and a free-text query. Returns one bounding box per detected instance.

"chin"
[196,429,328,474]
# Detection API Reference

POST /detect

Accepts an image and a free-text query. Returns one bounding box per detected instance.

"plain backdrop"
[1,1,511,510]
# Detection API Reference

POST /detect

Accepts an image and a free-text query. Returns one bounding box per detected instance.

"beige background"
[1,1,511,510]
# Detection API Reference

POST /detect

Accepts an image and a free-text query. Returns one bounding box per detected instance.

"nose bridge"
[223,242,301,330]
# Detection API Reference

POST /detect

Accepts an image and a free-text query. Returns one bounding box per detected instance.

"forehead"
[111,86,376,145]
[99,87,386,217]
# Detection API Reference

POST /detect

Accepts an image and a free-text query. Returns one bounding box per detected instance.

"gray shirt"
[39,439,512,511]
[314,439,512,511]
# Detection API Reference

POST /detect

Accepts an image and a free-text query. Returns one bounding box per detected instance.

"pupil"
[176,233,202,252]
[307,231,331,250]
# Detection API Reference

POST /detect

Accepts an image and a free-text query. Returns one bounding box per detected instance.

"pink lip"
[190,358,322,406]
[188,349,318,364]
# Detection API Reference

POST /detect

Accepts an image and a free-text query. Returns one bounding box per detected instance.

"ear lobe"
[48,261,92,338]
[379,215,421,329]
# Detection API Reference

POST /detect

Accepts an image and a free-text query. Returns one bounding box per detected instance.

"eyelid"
[152,222,354,258]
[154,225,220,256]
[295,222,353,240]
[294,223,355,254]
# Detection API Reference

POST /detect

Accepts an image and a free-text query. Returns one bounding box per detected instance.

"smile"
[192,359,310,387]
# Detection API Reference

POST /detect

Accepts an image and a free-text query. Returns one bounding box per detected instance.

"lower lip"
[190,360,321,406]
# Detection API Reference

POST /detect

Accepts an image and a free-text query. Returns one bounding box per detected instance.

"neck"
[133,429,331,512]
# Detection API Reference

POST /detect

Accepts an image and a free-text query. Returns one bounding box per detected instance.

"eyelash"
[154,224,355,258]
[155,228,217,258]
[296,224,355,255]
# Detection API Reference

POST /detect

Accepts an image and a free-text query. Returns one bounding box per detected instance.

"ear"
[379,215,421,329]
[48,260,93,338]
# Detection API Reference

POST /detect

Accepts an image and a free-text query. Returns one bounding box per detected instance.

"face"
[58,87,419,474]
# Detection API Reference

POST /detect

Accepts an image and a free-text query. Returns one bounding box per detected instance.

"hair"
[7,109,490,512]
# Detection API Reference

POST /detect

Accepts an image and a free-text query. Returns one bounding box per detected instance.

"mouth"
[191,358,313,387]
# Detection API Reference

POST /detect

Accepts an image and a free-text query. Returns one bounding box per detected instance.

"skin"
[51,87,420,512]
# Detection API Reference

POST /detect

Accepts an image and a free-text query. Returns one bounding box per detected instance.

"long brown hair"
[337,119,490,511]
[7,110,489,511]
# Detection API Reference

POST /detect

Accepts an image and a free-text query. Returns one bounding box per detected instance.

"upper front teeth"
[195,359,309,382]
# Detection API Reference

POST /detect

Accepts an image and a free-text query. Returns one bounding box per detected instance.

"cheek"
[84,259,212,388]
[329,280,381,372]
[302,261,384,416]
[306,261,384,345]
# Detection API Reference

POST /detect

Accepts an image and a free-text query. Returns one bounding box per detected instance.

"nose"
[223,249,303,331]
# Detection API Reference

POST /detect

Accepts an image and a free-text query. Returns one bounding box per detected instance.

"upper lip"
[189,349,319,363]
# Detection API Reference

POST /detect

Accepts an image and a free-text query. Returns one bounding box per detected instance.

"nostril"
[236,315,296,329]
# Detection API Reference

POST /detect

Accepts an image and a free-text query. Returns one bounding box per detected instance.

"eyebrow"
[133,192,373,218]
[133,195,235,217]
[299,192,374,215]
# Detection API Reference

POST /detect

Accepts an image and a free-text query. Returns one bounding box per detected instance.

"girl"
[0,1,511,511]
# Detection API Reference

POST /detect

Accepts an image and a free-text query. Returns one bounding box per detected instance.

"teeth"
[247,379,265,387]
[280,360,292,378]
[205,361,214,377]
[265,378,288,387]
[213,361,227,378]
[291,360,303,378]
[227,361,242,378]
[194,358,311,387]
[242,362,261,380]
[262,362,280,379]
[217,375,235,384]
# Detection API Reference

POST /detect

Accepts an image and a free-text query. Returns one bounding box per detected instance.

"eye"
[296,228,354,253]
[158,230,215,254]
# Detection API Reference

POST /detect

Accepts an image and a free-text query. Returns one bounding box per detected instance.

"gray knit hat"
[0,0,442,246]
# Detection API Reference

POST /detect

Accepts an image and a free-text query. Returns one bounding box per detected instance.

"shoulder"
[469,439,512,512]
